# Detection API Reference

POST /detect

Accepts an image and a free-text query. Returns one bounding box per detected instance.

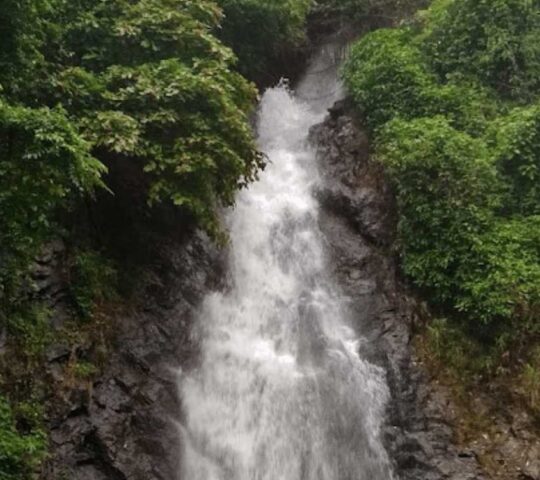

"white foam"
[178,42,394,480]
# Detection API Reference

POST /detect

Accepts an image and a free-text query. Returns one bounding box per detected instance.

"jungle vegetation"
[344,0,540,404]
[1,0,538,476]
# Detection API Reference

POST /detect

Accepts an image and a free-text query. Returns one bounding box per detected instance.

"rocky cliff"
[38,232,223,479]
[311,100,490,480]
[34,95,537,480]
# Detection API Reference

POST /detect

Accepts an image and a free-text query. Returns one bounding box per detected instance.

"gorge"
[1,2,539,479]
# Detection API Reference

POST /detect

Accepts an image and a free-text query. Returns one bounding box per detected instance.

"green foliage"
[72,360,99,380]
[343,28,434,128]
[0,101,104,293]
[487,103,540,215]
[345,0,540,352]
[419,0,540,100]
[377,117,502,304]
[0,0,53,95]
[42,0,263,235]
[4,305,53,361]
[379,118,539,347]
[0,0,267,278]
[0,396,46,480]
[216,0,311,81]
[458,216,540,331]
[421,78,500,134]
[342,28,498,132]
[312,0,428,22]
[70,251,117,320]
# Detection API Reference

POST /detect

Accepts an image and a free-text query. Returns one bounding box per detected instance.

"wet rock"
[310,99,396,246]
[0,326,7,355]
[30,239,70,316]
[41,232,224,480]
[312,102,490,480]
[46,344,71,363]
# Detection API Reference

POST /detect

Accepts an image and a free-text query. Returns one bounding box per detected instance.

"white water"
[179,42,394,480]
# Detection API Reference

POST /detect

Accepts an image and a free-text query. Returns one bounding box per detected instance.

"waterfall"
[179,40,394,480]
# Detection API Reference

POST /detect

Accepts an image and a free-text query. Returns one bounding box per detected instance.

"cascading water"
[179,40,394,480]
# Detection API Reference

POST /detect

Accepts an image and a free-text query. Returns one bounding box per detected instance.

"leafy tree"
[345,0,540,352]
[342,28,434,128]
[39,0,263,234]
[457,216,540,332]
[0,0,265,262]
[0,100,104,293]
[421,78,499,134]
[419,0,540,100]
[312,0,427,23]
[487,103,540,216]
[216,0,311,81]
[0,0,53,95]
[343,27,498,132]
[377,117,502,305]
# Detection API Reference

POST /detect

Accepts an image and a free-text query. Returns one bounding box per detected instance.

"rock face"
[36,98,537,480]
[40,233,224,480]
[311,100,490,480]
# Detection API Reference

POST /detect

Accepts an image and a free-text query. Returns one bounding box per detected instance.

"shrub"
[487,103,540,216]
[378,117,539,342]
[457,216,540,332]
[342,27,499,133]
[421,78,499,134]
[0,101,104,294]
[419,0,540,100]
[342,28,435,129]
[0,397,46,480]
[376,117,502,305]
[216,0,311,81]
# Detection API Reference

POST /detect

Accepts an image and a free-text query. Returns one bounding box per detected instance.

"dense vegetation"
[3,0,538,476]
[217,0,311,81]
[344,0,540,398]
[0,0,313,476]
[312,0,425,22]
